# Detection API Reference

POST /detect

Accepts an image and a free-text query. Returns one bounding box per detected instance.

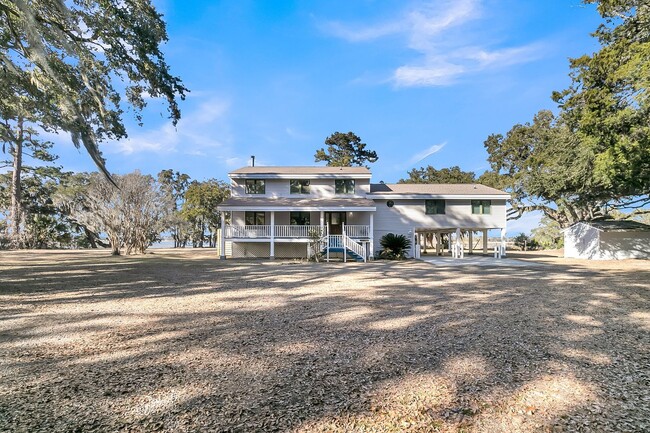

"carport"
[414,227,507,257]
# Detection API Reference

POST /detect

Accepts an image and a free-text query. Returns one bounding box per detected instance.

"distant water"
[150,240,178,249]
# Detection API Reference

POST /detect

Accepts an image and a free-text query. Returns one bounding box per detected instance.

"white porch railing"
[275,225,325,238]
[226,225,270,238]
[345,225,370,238]
[225,225,326,239]
[328,235,344,249]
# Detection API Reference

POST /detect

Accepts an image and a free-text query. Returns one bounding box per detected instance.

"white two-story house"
[217,166,509,261]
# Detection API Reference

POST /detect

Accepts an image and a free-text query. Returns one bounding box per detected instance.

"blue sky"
[52,0,604,233]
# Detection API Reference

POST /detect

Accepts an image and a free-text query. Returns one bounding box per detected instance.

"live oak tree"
[481,0,650,227]
[181,180,230,248]
[0,165,72,248]
[554,0,650,201]
[399,166,476,184]
[314,131,378,167]
[59,171,171,255]
[158,169,191,248]
[0,107,57,245]
[0,0,188,180]
[531,216,563,250]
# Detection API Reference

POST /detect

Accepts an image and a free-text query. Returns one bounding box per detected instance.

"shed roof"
[582,220,650,232]
[369,183,509,196]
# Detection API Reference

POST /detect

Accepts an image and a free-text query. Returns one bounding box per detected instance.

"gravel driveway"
[1,249,648,432]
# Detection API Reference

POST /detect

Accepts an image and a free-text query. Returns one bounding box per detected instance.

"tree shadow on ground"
[0,249,649,432]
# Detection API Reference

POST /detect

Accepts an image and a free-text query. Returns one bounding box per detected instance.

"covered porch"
[217,197,376,260]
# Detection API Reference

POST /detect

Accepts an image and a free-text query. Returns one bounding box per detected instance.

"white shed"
[563,220,650,260]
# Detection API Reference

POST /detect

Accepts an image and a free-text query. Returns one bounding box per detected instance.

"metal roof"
[369,183,509,196]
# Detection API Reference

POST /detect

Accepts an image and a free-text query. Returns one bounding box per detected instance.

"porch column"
[270,211,275,260]
[219,211,226,260]
[369,213,374,259]
[483,229,488,254]
[455,228,462,258]
[500,227,507,257]
[468,231,473,255]
[435,232,441,256]
[320,211,324,230]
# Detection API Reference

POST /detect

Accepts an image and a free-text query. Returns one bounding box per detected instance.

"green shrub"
[379,233,412,260]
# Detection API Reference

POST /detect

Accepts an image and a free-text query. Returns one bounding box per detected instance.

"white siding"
[563,223,650,260]
[599,232,650,259]
[231,178,370,198]
[373,199,506,239]
[564,224,600,259]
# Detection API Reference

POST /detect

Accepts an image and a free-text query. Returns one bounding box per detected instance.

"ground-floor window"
[245,211,266,225]
[290,211,310,225]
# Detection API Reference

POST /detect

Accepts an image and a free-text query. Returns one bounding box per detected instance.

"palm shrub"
[379,233,412,260]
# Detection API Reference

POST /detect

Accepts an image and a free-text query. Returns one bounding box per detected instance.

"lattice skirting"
[230,242,310,259]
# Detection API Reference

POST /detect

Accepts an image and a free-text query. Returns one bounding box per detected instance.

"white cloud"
[285,127,311,140]
[106,96,232,156]
[409,142,446,164]
[394,62,465,87]
[321,0,543,87]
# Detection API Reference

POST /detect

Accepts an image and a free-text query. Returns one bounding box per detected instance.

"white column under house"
[270,211,275,260]
[369,213,374,259]
[468,231,473,254]
[220,211,226,260]
[483,229,488,254]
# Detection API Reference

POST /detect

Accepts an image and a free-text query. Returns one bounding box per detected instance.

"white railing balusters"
[225,225,326,239]
[345,225,370,238]
[343,233,366,262]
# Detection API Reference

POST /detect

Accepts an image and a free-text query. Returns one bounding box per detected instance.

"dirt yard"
[1,249,649,432]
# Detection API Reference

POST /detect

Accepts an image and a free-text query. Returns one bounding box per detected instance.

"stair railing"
[342,223,366,262]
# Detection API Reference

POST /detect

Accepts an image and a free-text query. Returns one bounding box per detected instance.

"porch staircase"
[320,229,367,263]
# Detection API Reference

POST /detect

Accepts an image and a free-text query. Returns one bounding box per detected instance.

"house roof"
[218,197,376,211]
[580,220,650,232]
[368,183,509,196]
[229,166,371,178]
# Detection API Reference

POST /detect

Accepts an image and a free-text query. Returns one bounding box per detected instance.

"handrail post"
[342,223,346,263]
[326,223,330,263]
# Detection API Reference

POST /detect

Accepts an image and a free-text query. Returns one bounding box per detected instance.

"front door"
[326,212,347,235]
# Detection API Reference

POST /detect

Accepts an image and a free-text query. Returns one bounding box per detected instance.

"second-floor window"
[472,200,492,214]
[425,200,445,215]
[290,212,310,225]
[245,179,265,194]
[335,179,355,194]
[245,211,265,225]
[290,179,310,194]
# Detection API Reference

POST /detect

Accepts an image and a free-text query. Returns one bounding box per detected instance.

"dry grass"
[1,249,649,432]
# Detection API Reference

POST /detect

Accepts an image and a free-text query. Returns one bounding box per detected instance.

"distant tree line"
[0,162,229,254]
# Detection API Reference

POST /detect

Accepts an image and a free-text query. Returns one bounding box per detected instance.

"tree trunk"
[10,118,24,247]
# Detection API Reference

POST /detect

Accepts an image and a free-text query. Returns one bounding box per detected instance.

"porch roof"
[218,197,376,212]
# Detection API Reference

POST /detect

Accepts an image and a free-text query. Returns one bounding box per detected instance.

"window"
[471,200,492,214]
[290,179,310,194]
[245,211,265,225]
[425,199,445,215]
[335,179,355,194]
[245,179,265,194]
[290,212,310,226]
